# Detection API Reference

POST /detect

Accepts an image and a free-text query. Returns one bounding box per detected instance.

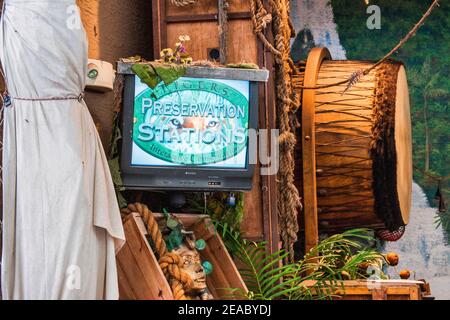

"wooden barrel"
[294,49,412,232]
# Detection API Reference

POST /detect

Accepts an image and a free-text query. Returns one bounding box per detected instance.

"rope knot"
[159,251,195,298]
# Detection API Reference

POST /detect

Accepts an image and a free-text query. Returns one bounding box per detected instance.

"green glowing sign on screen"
[133,77,250,167]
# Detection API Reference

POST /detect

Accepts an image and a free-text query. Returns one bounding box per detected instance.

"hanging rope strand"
[254,0,302,262]
[170,0,197,7]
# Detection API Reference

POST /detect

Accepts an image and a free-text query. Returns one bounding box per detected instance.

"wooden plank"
[218,0,228,65]
[194,220,248,296]
[259,0,280,256]
[240,26,268,240]
[371,288,387,300]
[165,0,251,16]
[127,214,173,300]
[203,244,234,298]
[409,287,420,300]
[117,262,137,300]
[118,63,269,82]
[336,287,371,295]
[166,21,258,64]
[117,214,174,300]
[152,0,163,58]
[165,12,251,23]
[303,280,424,300]
[227,0,252,13]
[242,166,264,240]
[168,20,218,60]
[117,244,155,299]
[227,19,258,64]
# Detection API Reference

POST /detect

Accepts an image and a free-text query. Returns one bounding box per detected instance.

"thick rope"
[159,252,194,300]
[122,203,167,255]
[250,0,281,57]
[121,203,194,300]
[252,0,302,262]
[171,0,197,7]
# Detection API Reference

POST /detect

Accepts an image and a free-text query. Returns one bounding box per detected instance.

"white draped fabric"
[1,0,125,299]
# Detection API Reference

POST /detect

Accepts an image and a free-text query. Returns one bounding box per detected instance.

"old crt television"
[120,68,261,191]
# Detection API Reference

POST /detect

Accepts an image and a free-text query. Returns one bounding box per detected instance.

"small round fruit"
[358,262,370,271]
[399,269,411,280]
[386,252,399,266]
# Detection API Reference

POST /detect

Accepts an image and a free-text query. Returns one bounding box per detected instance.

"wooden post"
[152,0,166,59]
[301,48,331,253]
[218,0,229,65]
[261,0,280,256]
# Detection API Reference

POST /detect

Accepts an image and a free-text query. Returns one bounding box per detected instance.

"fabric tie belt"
[2,92,85,107]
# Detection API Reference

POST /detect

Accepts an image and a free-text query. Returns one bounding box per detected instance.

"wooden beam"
[152,1,162,58]
[165,12,251,23]
[218,0,229,65]
[261,0,279,256]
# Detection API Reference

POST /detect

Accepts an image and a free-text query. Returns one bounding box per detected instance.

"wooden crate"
[117,212,248,300]
[303,280,430,300]
[116,213,174,300]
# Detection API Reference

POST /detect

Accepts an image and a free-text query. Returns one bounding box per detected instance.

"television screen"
[131,76,250,169]
[120,72,260,191]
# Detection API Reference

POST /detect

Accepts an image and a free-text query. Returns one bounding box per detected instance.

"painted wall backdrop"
[291,0,449,299]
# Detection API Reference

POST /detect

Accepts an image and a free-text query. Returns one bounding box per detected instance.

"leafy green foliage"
[435,212,450,245]
[107,111,127,208]
[189,192,245,231]
[214,222,387,300]
[132,63,187,90]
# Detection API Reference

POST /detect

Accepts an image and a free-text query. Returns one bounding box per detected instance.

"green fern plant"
[214,223,386,300]
[189,193,245,232]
